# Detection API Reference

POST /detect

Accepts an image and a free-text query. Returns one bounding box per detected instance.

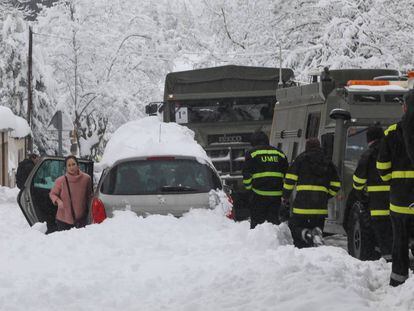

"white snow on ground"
[1,187,414,311]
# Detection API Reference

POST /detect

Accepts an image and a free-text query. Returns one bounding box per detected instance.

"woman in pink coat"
[50,155,93,231]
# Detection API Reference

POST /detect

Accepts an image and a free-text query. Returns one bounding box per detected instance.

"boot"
[301,229,313,245]
[311,227,324,246]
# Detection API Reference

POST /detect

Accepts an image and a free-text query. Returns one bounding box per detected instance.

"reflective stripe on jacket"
[353,140,390,217]
[282,147,341,216]
[242,145,288,197]
[377,123,414,214]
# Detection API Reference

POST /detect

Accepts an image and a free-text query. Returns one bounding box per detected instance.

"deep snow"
[0,186,413,311]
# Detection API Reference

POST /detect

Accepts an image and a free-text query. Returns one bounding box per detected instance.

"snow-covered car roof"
[99,116,211,168]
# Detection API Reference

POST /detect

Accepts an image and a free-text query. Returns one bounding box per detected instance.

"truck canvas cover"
[164,65,294,99]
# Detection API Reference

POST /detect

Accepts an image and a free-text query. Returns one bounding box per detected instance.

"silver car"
[90,155,223,223]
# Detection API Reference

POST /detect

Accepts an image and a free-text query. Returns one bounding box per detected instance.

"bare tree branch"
[220,8,245,50]
[106,33,151,80]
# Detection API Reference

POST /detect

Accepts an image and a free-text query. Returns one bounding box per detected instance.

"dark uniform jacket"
[242,145,288,197]
[283,148,341,216]
[353,140,390,217]
[377,122,414,215]
[16,159,35,190]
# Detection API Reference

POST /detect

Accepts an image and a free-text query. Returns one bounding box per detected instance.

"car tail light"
[226,193,234,205]
[226,209,234,220]
[225,193,234,220]
[92,197,107,224]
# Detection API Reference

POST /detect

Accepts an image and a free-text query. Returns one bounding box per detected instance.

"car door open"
[18,157,93,232]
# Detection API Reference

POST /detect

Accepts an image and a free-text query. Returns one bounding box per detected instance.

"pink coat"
[49,171,92,225]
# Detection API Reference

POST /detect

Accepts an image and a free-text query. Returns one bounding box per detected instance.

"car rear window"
[100,158,222,195]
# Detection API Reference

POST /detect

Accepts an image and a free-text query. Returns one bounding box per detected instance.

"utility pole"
[27,26,33,153]
[278,45,283,87]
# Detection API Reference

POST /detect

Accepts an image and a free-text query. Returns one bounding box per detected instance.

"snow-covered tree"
[0,4,56,155]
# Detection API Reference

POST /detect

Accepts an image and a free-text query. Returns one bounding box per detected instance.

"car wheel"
[347,201,379,261]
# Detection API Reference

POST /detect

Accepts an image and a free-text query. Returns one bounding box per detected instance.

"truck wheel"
[347,201,379,260]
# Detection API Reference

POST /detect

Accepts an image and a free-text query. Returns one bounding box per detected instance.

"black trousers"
[371,217,393,259]
[250,195,281,229]
[288,215,325,248]
[390,213,414,286]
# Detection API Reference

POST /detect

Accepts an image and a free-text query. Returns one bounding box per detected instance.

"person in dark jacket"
[377,89,414,287]
[282,138,341,248]
[352,126,392,260]
[16,153,39,190]
[242,131,288,229]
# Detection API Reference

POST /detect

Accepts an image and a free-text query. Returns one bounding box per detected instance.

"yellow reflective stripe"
[243,178,252,185]
[296,185,328,193]
[353,183,364,190]
[285,173,298,181]
[251,149,286,159]
[367,185,390,192]
[252,188,282,196]
[252,172,284,179]
[371,210,390,216]
[245,185,252,190]
[353,175,367,184]
[330,181,341,187]
[376,161,392,170]
[292,208,328,215]
[392,171,414,178]
[283,183,294,190]
[390,203,414,215]
[384,124,397,136]
[329,189,338,196]
[380,173,392,181]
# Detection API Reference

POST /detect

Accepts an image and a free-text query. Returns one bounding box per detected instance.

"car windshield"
[100,158,222,195]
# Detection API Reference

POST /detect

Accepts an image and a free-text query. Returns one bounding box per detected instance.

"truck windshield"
[171,96,275,124]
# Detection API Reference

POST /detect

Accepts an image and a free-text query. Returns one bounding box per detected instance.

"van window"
[321,133,334,160]
[305,112,320,138]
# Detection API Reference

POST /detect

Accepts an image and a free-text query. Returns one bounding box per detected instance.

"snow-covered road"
[0,187,413,311]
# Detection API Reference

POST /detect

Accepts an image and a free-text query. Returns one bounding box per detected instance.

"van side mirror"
[329,108,351,121]
[145,102,165,116]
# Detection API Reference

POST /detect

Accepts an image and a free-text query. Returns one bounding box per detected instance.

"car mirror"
[223,184,233,195]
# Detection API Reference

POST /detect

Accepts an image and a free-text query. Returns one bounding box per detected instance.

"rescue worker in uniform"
[377,89,414,287]
[352,126,392,260]
[242,131,288,229]
[282,138,341,248]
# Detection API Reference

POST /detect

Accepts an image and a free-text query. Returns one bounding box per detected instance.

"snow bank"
[99,116,211,168]
[0,106,31,137]
[0,186,19,204]
[11,116,31,138]
[1,187,414,311]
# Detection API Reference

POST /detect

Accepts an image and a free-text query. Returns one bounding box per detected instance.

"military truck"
[146,65,295,220]
[270,68,410,259]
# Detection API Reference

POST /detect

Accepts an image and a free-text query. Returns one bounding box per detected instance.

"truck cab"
[271,68,409,259]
